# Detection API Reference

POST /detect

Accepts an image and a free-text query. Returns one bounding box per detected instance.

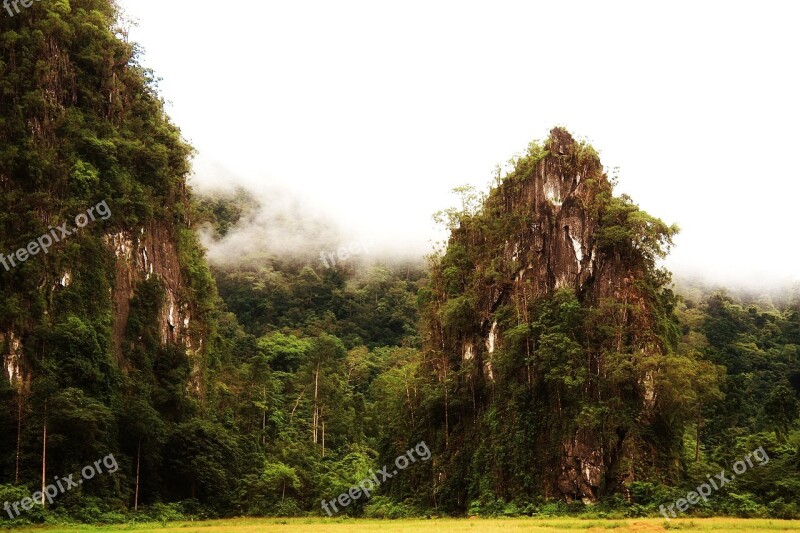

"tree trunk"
[404,375,415,429]
[290,390,304,423]
[695,412,702,463]
[526,335,532,389]
[443,361,449,449]
[262,386,267,447]
[15,391,22,485]
[313,362,320,445]
[135,439,141,511]
[41,401,47,506]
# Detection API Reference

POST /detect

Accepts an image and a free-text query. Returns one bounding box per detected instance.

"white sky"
[119,0,799,287]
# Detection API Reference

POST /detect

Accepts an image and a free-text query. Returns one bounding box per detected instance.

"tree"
[764,385,799,442]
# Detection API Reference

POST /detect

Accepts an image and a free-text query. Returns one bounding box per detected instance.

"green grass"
[6,518,800,533]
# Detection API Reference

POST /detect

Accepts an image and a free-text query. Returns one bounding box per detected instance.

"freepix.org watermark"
[659,446,770,520]
[3,453,119,519]
[3,0,41,18]
[321,441,431,516]
[0,200,111,273]
[319,239,372,269]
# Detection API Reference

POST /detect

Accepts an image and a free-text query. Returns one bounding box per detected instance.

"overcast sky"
[119,0,799,287]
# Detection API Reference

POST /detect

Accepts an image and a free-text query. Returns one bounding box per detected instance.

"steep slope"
[418,128,684,508]
[0,0,209,384]
[0,0,216,503]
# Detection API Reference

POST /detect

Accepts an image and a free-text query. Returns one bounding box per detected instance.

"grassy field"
[6,518,800,533]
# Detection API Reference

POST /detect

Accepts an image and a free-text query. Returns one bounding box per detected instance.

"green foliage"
[0,484,45,525]
[363,496,417,518]
[238,462,301,516]
[195,187,261,239]
[213,258,423,349]
[162,419,243,512]
[396,128,800,518]
[432,185,486,234]
[596,194,679,268]
[1,2,798,522]
[440,295,477,334]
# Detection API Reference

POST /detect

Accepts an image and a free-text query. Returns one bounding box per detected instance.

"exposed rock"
[434,128,668,502]
[0,331,23,387]
[104,221,203,392]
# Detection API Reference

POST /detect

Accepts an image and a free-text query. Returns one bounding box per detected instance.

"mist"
[191,161,435,269]
[191,160,799,307]
[120,0,800,292]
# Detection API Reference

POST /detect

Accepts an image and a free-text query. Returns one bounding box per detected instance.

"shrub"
[0,484,46,525]
[363,496,416,518]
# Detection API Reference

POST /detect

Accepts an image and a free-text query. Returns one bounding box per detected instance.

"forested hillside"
[0,0,219,522]
[376,130,800,517]
[0,1,798,526]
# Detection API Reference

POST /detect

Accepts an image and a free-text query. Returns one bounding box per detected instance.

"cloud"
[123,0,800,289]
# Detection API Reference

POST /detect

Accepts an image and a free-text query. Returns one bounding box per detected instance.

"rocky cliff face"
[105,220,204,391]
[0,3,207,398]
[473,128,661,378]
[426,128,675,505]
[2,217,205,396]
